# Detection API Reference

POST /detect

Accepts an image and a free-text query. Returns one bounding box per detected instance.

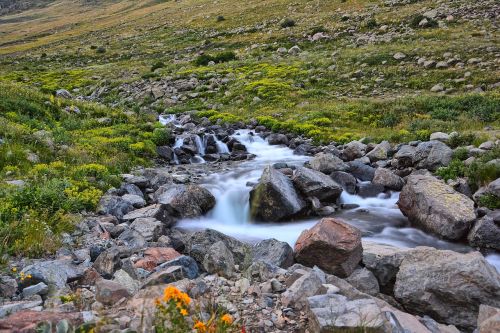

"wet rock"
[356,182,385,198]
[468,211,500,250]
[266,133,289,145]
[366,141,391,162]
[186,229,252,268]
[93,248,121,279]
[330,171,356,194]
[249,166,306,222]
[97,195,134,220]
[394,248,500,330]
[345,267,379,296]
[154,184,215,218]
[157,146,174,161]
[95,279,131,306]
[203,241,235,278]
[122,204,173,226]
[348,160,375,181]
[252,238,294,268]
[414,141,453,171]
[307,294,385,332]
[310,153,349,174]
[294,218,362,277]
[130,218,164,242]
[292,167,343,203]
[342,141,367,161]
[398,174,476,240]
[372,168,404,191]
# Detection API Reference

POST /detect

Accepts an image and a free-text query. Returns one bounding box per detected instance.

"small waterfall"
[159,114,177,126]
[214,135,230,154]
[172,137,184,165]
[193,135,206,156]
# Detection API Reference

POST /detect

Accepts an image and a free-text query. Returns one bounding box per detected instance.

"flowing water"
[168,128,499,271]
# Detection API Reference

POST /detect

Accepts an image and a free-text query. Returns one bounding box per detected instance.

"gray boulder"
[97,195,134,220]
[155,255,199,280]
[203,241,235,278]
[394,145,417,168]
[366,141,391,162]
[93,248,121,279]
[122,204,173,226]
[249,166,306,222]
[307,294,385,333]
[95,279,131,306]
[342,141,367,161]
[488,178,500,197]
[430,132,450,142]
[252,238,294,268]
[21,259,86,292]
[330,171,356,194]
[414,140,453,171]
[281,268,325,308]
[154,184,215,218]
[130,218,164,242]
[266,133,289,145]
[186,229,252,269]
[348,161,375,181]
[398,174,476,240]
[345,267,380,296]
[394,248,500,330]
[468,211,500,250]
[372,168,404,191]
[310,153,349,174]
[292,167,343,203]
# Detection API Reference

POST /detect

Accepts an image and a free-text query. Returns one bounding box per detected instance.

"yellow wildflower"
[180,308,188,316]
[11,267,17,273]
[221,314,233,325]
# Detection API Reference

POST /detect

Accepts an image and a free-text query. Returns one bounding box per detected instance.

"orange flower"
[154,298,161,306]
[162,286,191,306]
[180,308,188,316]
[221,314,233,325]
[193,321,207,332]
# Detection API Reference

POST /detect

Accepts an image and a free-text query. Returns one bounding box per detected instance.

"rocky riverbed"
[0,113,499,332]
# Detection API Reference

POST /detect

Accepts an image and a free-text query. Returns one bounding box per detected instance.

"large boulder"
[249,166,306,222]
[330,171,356,194]
[310,153,349,174]
[372,168,404,191]
[20,259,86,292]
[294,218,362,277]
[394,145,417,168]
[281,268,325,308]
[292,167,343,203]
[95,279,131,306]
[394,248,500,330]
[266,133,289,145]
[348,161,375,181]
[154,184,215,218]
[122,204,173,226]
[468,211,500,250]
[342,141,367,161]
[366,141,391,162]
[252,238,294,268]
[97,195,134,219]
[203,241,235,278]
[398,174,476,240]
[414,140,453,171]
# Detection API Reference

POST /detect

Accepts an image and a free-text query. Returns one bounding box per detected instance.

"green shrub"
[448,133,476,148]
[216,15,225,22]
[436,160,465,181]
[409,14,438,28]
[151,61,165,72]
[309,117,332,127]
[280,18,295,28]
[196,110,219,119]
[364,18,377,29]
[453,147,469,161]
[194,52,237,66]
[96,46,106,54]
[151,127,171,146]
[478,194,500,209]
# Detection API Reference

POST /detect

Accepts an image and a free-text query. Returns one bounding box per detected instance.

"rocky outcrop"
[154,184,216,218]
[398,174,476,240]
[394,248,500,330]
[292,167,342,203]
[249,166,306,222]
[294,218,362,277]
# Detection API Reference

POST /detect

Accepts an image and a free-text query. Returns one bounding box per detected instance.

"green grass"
[0,83,163,257]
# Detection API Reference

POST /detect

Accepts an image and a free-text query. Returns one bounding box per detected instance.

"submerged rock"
[249,166,306,222]
[398,174,476,240]
[294,218,362,277]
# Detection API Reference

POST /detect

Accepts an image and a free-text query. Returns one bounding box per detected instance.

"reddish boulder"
[0,310,82,333]
[134,247,181,271]
[294,218,362,277]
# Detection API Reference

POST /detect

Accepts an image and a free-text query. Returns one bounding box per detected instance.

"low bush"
[280,18,295,28]
[194,51,237,66]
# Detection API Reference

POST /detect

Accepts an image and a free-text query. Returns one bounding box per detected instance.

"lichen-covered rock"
[154,184,215,218]
[310,153,349,174]
[398,174,476,240]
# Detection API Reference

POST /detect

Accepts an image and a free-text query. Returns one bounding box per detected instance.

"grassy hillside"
[0,0,498,256]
